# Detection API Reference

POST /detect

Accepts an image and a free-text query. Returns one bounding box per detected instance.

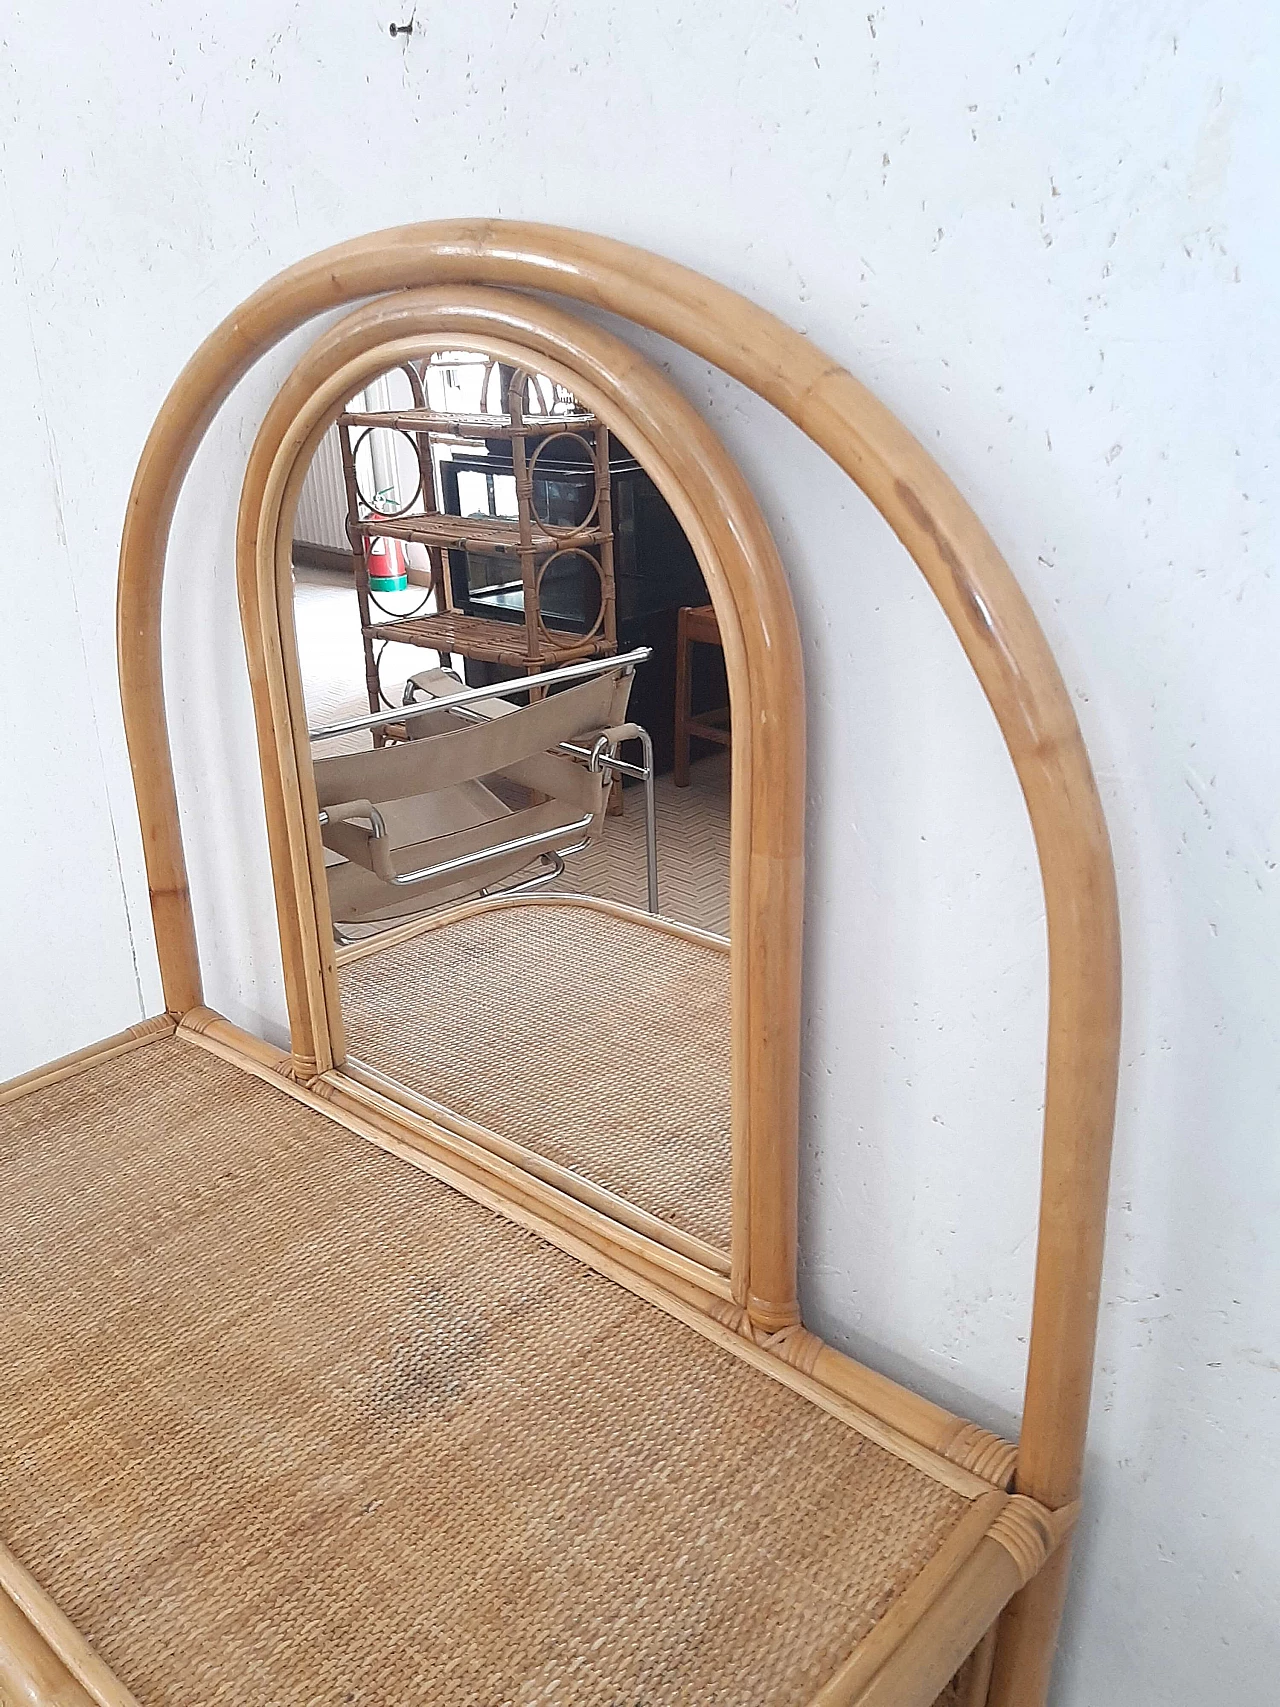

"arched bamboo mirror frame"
[118,221,1120,1705]
[238,290,803,1319]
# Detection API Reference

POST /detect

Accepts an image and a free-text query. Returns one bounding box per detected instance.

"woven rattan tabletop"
[2,1037,977,1706]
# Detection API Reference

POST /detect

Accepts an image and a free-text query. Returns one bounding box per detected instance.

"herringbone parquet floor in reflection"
[553,754,730,937]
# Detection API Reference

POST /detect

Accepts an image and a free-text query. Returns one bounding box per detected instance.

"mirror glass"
[290,351,734,1260]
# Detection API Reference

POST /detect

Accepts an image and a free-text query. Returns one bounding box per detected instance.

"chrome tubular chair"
[309,647,659,930]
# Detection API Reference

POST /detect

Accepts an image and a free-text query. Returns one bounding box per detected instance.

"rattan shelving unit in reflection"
[337,363,617,737]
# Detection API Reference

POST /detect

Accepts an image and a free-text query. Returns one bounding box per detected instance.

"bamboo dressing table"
[0,222,1120,1707]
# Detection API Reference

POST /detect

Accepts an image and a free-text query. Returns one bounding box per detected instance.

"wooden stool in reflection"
[673,603,731,787]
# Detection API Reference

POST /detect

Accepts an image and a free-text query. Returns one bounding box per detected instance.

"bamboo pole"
[808,1492,1007,1705]
[120,224,1120,1698]
[0,1543,141,1707]
[0,1592,103,1707]
[0,1015,175,1107]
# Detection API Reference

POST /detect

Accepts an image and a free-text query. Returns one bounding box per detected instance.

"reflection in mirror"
[291,351,733,1259]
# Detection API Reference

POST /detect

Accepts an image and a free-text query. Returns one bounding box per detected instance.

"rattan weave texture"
[339,900,732,1248]
[2,1039,971,1706]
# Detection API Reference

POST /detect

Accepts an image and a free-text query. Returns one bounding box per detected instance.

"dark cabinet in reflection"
[439,437,728,773]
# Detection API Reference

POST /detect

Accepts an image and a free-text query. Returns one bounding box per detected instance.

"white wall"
[1,3,1276,1700]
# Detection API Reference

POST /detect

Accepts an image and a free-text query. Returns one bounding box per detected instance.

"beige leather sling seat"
[314,650,651,926]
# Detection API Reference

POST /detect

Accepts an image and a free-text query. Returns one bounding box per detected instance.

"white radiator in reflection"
[294,424,349,553]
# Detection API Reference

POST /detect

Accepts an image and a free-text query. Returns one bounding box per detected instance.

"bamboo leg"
[985,1537,1073,1707]
[850,1537,1023,1707]
[595,419,617,653]
[674,604,693,787]
[508,369,541,670]
[963,1622,999,1707]
[337,420,385,742]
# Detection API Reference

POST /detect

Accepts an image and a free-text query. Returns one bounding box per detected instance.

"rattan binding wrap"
[0,1038,999,1707]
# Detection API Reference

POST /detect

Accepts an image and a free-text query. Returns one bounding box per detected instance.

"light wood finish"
[0,1543,140,1707]
[809,1491,1006,1705]
[180,1003,310,1079]
[177,1009,1018,1508]
[848,1498,1078,1707]
[4,1029,1049,1707]
[0,1592,101,1707]
[674,601,732,787]
[236,301,794,1322]
[962,1626,999,1707]
[0,1014,175,1107]
[810,1346,1018,1489]
[984,1536,1074,1707]
[115,222,1121,1700]
[851,1539,1024,1707]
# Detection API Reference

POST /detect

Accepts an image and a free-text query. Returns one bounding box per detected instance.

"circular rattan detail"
[350,423,424,516]
[533,547,607,645]
[528,430,602,535]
